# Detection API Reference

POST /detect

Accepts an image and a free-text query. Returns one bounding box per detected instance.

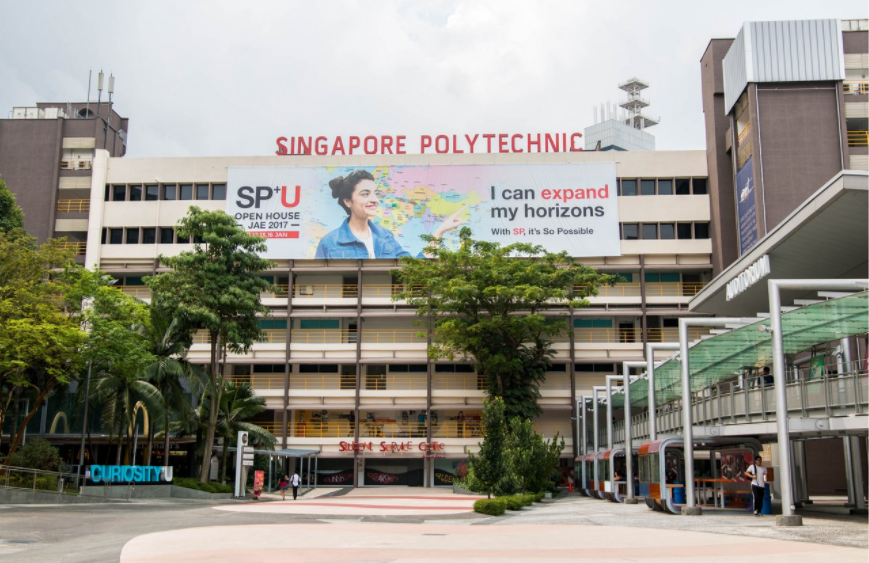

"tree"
[504,417,564,494]
[394,227,617,419]
[215,381,275,482]
[65,268,158,465]
[466,397,506,498]
[0,177,25,234]
[0,230,84,456]
[147,207,274,482]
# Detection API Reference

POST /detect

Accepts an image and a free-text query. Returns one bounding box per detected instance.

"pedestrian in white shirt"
[291,471,301,500]
[745,455,767,516]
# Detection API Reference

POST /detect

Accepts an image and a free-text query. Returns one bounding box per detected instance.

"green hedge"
[521,494,535,506]
[503,495,525,510]
[473,498,506,516]
[533,492,545,502]
[173,477,233,494]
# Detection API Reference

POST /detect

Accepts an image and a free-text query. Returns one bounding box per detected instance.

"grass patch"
[173,477,233,494]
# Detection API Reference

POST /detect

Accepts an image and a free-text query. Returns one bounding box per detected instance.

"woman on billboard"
[315,170,464,259]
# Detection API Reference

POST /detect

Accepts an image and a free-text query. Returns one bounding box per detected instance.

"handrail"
[847,130,868,147]
[56,241,87,255]
[0,464,79,495]
[60,158,93,170]
[843,79,868,95]
[56,199,91,212]
[117,285,151,297]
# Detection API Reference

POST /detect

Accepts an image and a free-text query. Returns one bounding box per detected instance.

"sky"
[1,0,866,157]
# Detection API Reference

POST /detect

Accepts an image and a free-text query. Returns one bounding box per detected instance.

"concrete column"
[844,436,866,510]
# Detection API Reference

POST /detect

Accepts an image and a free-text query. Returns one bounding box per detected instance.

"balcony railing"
[56,199,90,213]
[255,420,572,440]
[579,282,707,297]
[287,284,425,299]
[847,130,868,147]
[844,79,868,95]
[56,241,87,255]
[60,159,93,171]
[117,286,151,298]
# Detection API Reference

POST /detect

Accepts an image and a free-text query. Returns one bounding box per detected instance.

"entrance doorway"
[363,458,425,486]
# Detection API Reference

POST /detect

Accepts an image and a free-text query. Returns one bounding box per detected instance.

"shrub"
[474,498,506,516]
[533,492,545,502]
[521,494,535,506]
[173,477,233,494]
[503,495,525,511]
[3,438,62,471]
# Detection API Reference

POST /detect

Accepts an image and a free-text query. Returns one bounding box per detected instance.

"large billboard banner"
[226,163,620,259]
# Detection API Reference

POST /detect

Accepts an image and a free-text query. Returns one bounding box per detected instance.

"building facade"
[79,149,710,486]
[701,18,868,274]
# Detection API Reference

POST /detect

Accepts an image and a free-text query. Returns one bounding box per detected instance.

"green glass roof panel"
[611,292,868,409]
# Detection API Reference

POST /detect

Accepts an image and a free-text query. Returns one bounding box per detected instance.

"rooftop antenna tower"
[618,77,659,131]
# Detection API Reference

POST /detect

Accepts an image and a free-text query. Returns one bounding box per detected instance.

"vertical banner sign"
[736,157,758,255]
[226,163,621,259]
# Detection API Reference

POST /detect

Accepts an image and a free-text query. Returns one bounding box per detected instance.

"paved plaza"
[1,489,866,563]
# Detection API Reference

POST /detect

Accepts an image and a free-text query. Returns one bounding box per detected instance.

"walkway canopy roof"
[611,291,868,408]
[689,171,868,317]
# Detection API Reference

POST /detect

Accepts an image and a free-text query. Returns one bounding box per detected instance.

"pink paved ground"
[215,494,483,516]
[120,523,867,562]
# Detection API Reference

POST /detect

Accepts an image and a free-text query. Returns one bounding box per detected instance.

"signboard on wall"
[226,163,621,259]
[736,157,759,255]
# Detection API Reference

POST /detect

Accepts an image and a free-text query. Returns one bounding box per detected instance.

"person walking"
[745,455,767,516]
[291,471,301,500]
[278,475,289,501]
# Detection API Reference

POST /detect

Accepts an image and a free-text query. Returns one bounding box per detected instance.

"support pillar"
[844,436,867,511]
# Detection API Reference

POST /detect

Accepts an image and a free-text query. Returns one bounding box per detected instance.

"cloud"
[1,0,866,156]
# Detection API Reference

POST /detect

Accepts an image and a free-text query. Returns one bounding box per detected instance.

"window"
[574,319,613,328]
[109,228,123,244]
[675,178,690,195]
[112,185,126,201]
[299,319,340,329]
[176,230,190,244]
[434,365,474,373]
[616,272,633,282]
[677,223,693,239]
[622,223,639,240]
[125,228,139,244]
[548,364,567,372]
[693,178,708,195]
[641,179,656,196]
[104,185,110,201]
[101,228,107,244]
[695,223,710,239]
[663,318,679,328]
[193,234,204,244]
[142,227,156,244]
[145,185,159,201]
[129,185,142,201]
[620,179,637,196]
[160,227,175,244]
[660,223,675,239]
[255,364,288,373]
[575,363,615,372]
[196,184,210,200]
[390,364,428,373]
[179,184,193,200]
[299,364,339,373]
[658,179,673,196]
[163,184,176,200]
[642,223,658,240]
[212,184,226,200]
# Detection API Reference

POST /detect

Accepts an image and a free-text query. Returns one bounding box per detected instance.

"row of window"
[618,178,707,196]
[620,222,709,240]
[237,363,617,374]
[101,227,202,245]
[104,183,227,202]
[104,222,710,245]
[102,179,706,202]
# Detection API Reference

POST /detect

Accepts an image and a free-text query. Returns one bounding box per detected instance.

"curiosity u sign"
[225,163,621,259]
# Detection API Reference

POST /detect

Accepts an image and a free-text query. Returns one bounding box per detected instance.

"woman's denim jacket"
[314,218,418,259]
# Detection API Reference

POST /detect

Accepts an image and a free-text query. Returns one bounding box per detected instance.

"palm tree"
[91,365,165,465]
[216,381,275,482]
[141,307,202,467]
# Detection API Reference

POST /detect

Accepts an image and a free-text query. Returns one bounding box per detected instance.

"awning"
[611,291,868,408]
